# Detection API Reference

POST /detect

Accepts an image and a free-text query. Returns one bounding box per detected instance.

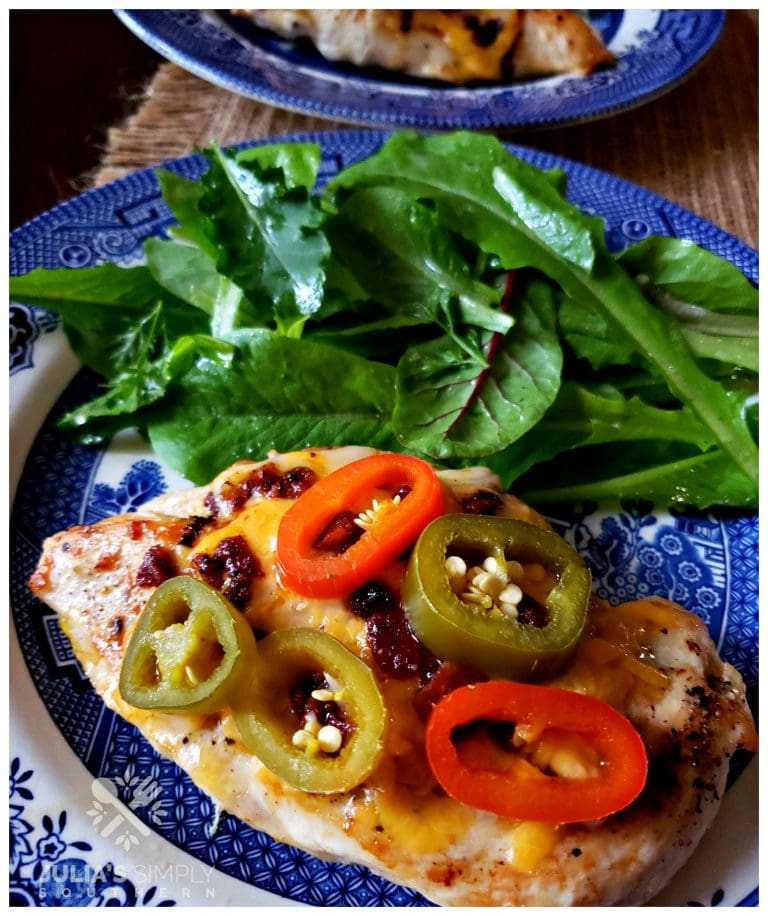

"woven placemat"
[96,10,757,248]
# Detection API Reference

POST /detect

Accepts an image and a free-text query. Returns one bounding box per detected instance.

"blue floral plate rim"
[9,129,757,907]
[114,10,725,130]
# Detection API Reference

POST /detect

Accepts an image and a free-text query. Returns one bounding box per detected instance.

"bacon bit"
[278,466,318,499]
[516,595,550,628]
[192,535,262,608]
[313,511,363,554]
[290,674,353,741]
[461,490,504,516]
[347,580,399,618]
[366,609,437,679]
[135,546,177,588]
[214,463,319,515]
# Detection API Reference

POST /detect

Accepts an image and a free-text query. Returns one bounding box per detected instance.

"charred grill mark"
[399,10,414,33]
[178,515,213,548]
[500,20,525,81]
[463,14,503,48]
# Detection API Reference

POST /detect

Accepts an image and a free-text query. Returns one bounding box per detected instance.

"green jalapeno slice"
[233,628,386,794]
[119,576,258,713]
[403,515,590,681]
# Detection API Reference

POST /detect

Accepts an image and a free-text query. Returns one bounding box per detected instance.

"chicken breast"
[233,10,613,84]
[28,446,755,906]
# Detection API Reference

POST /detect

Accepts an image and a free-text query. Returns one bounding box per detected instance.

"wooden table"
[12,11,757,249]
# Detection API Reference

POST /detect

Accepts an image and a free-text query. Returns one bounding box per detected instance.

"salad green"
[9,132,758,509]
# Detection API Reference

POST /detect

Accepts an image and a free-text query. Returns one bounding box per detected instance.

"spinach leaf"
[9,263,206,377]
[199,143,330,337]
[308,314,431,360]
[146,329,398,484]
[558,296,639,371]
[392,278,561,458]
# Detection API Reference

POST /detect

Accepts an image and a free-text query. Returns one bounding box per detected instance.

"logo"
[87,767,167,852]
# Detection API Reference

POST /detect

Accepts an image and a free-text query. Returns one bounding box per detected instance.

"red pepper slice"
[426,681,648,824]
[276,453,444,598]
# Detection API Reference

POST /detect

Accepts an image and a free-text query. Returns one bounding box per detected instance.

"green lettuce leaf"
[618,236,759,314]
[146,329,398,483]
[485,381,715,487]
[332,131,758,485]
[326,186,512,358]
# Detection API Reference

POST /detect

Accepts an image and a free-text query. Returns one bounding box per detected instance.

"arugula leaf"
[199,143,330,337]
[9,263,207,377]
[392,278,561,458]
[333,131,758,485]
[618,236,759,314]
[326,186,512,354]
[59,328,234,444]
[560,295,760,373]
[520,445,757,510]
[146,329,398,484]
[485,381,715,487]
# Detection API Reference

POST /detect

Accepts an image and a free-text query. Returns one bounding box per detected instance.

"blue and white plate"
[116,10,724,130]
[10,131,757,907]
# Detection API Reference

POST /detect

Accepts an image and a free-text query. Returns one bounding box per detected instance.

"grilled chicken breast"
[233,10,613,83]
[29,446,755,906]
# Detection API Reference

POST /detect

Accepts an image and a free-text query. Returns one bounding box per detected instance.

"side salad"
[9,132,758,508]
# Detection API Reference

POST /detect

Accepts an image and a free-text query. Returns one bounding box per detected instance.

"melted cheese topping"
[29,447,757,905]
[178,464,683,868]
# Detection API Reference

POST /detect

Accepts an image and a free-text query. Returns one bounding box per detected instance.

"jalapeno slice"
[403,515,590,681]
[233,628,386,794]
[119,576,258,713]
